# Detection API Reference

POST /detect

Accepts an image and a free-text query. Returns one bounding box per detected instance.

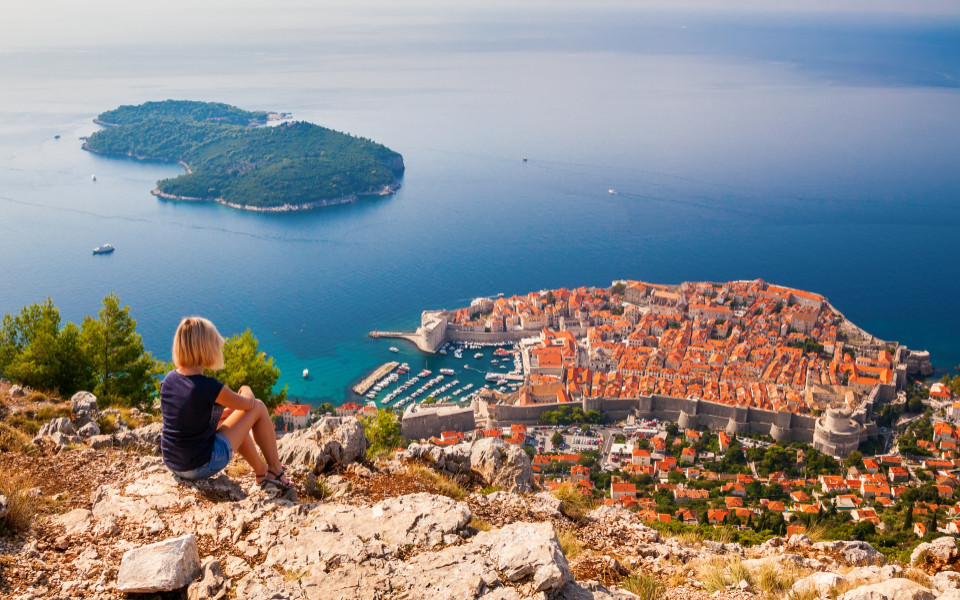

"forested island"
[83,100,404,211]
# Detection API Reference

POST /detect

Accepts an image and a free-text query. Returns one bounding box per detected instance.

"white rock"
[793,572,846,595]
[116,534,201,593]
[932,572,960,593]
[276,416,369,474]
[52,508,92,536]
[913,537,959,566]
[78,422,100,438]
[474,521,571,592]
[840,578,936,600]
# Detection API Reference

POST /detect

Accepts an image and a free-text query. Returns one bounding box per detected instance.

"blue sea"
[1,6,959,405]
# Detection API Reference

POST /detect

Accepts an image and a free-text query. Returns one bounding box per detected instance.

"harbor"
[354,340,526,409]
[351,361,399,395]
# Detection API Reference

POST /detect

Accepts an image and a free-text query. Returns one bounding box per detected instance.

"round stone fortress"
[812,407,863,458]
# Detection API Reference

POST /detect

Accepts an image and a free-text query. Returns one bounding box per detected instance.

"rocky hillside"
[4,389,960,600]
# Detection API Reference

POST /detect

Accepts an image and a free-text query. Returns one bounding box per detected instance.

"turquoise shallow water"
[0,9,959,405]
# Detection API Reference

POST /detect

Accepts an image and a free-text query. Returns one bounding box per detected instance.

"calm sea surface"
[1,8,958,404]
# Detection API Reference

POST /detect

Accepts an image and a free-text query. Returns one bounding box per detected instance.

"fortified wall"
[481,390,879,458]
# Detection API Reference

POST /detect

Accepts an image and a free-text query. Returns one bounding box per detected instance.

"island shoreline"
[82,143,399,213]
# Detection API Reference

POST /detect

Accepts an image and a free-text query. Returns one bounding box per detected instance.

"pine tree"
[213,329,287,409]
[904,504,914,531]
[81,294,160,408]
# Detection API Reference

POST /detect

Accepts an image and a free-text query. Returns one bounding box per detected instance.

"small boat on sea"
[92,243,114,255]
[608,189,616,195]
[302,368,309,378]
[389,347,399,353]
[91,174,97,182]
[474,352,483,359]
[439,368,455,376]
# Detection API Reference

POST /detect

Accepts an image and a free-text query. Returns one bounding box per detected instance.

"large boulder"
[277,416,369,474]
[793,572,846,596]
[70,391,99,426]
[474,521,571,592]
[912,536,959,566]
[33,417,81,448]
[116,534,202,593]
[840,579,936,600]
[469,437,535,493]
[843,541,885,566]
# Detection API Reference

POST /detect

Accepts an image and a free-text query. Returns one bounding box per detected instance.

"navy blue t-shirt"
[160,370,226,472]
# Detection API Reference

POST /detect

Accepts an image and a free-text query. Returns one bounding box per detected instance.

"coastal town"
[269,278,960,545]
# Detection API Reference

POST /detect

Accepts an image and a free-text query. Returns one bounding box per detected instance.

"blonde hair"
[172,317,224,370]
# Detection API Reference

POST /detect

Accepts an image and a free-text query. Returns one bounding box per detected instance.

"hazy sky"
[3,0,959,52]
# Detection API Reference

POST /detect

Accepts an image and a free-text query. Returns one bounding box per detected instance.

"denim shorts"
[171,432,234,480]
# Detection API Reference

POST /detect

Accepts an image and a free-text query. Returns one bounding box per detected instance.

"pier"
[368,330,435,353]
[352,361,399,396]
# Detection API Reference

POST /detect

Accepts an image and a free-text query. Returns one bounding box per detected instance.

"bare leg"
[219,404,266,478]
[218,386,284,476]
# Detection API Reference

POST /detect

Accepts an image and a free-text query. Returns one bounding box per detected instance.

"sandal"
[258,467,294,490]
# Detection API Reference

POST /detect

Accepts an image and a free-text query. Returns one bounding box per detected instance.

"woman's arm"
[214,386,256,411]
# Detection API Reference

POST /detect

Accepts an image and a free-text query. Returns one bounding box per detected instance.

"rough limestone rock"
[793,572,846,595]
[840,579,937,600]
[8,384,25,398]
[405,437,534,493]
[0,494,8,520]
[940,589,960,600]
[932,572,960,593]
[788,534,813,546]
[469,437,535,493]
[37,417,76,437]
[845,541,885,565]
[78,421,100,438]
[277,416,368,475]
[114,422,163,452]
[474,522,571,592]
[52,508,92,536]
[187,557,229,600]
[116,534,202,593]
[912,536,959,566]
[70,391,99,426]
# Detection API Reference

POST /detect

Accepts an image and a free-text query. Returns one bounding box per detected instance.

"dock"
[352,361,399,396]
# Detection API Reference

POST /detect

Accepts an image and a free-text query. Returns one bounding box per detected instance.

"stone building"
[812,407,864,458]
[400,403,475,441]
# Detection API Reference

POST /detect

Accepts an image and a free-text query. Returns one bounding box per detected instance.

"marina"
[351,361,399,396]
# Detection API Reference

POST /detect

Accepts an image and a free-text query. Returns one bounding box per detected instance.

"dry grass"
[0,423,33,453]
[757,562,804,599]
[553,483,595,520]
[620,573,666,600]
[35,403,70,422]
[699,557,732,594]
[97,413,119,435]
[557,528,584,559]
[904,568,933,589]
[789,586,820,600]
[729,560,754,587]
[0,469,43,535]
[408,465,466,500]
[470,517,492,532]
[676,529,704,547]
[803,523,827,542]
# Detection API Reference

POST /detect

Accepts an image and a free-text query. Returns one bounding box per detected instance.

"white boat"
[91,174,97,181]
[92,243,114,255]
[439,368,455,376]
[608,189,616,195]
[474,353,483,359]
[302,368,309,378]
[389,347,399,353]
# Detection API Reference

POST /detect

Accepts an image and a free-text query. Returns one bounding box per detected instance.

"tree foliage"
[0,295,163,408]
[85,100,404,209]
[539,405,603,426]
[362,409,406,459]
[208,329,287,409]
